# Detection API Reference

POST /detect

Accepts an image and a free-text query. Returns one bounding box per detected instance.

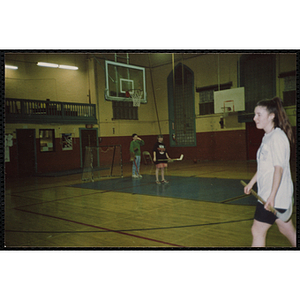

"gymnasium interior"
[3,51,297,248]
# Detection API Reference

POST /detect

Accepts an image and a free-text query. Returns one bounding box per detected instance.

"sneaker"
[132,175,138,178]
[138,174,143,178]
[161,180,169,183]
[156,181,161,184]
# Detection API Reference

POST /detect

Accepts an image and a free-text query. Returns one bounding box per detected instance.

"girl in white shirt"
[244,97,296,247]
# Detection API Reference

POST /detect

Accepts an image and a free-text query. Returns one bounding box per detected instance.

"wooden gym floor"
[4,160,297,248]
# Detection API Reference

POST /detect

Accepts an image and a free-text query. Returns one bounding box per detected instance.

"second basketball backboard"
[214,87,245,114]
[105,60,147,103]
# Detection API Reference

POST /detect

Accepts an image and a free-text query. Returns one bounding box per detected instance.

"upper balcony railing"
[5,98,97,124]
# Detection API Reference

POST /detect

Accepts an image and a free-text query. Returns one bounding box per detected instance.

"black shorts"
[254,202,287,225]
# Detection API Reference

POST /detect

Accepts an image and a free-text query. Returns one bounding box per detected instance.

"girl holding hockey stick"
[244,97,296,247]
[153,135,171,184]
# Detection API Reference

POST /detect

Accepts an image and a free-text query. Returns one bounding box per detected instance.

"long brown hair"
[257,97,294,144]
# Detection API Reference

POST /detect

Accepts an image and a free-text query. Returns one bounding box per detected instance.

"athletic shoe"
[156,181,161,184]
[132,175,138,178]
[161,180,169,183]
[138,174,142,178]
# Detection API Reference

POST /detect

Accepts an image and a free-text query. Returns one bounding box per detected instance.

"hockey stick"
[158,154,184,162]
[240,180,293,222]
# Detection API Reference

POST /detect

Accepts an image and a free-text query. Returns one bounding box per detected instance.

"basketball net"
[222,107,231,118]
[222,100,235,117]
[129,89,143,107]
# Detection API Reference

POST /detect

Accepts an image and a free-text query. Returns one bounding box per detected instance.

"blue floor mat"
[71,175,257,206]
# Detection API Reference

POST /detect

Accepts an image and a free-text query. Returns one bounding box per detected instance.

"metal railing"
[5,98,97,124]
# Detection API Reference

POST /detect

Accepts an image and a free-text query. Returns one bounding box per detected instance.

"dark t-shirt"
[153,142,167,164]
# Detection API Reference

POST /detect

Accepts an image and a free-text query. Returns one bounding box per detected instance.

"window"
[198,89,214,115]
[112,101,138,120]
[39,129,55,152]
[197,82,232,116]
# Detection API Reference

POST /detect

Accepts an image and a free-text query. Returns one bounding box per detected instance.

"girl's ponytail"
[272,97,294,145]
[257,97,294,144]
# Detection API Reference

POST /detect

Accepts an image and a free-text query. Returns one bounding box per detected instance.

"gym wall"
[5,52,296,176]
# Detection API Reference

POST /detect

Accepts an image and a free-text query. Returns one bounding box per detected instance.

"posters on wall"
[62,133,72,151]
[5,134,13,162]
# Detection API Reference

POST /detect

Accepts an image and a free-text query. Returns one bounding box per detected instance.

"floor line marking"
[9,190,111,209]
[14,208,185,247]
[6,217,255,234]
[220,194,250,203]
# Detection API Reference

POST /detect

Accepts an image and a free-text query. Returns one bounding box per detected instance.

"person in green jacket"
[130,134,145,178]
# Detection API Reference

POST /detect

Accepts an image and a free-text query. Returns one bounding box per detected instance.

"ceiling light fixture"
[37,62,59,68]
[5,65,18,70]
[58,65,78,70]
[37,62,78,70]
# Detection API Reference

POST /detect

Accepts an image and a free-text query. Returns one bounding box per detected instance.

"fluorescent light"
[5,65,18,70]
[37,62,59,68]
[37,62,78,70]
[58,65,78,70]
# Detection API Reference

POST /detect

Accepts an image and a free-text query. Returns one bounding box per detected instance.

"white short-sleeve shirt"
[256,127,293,209]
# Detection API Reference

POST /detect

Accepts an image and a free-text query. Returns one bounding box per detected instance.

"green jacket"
[130,139,145,156]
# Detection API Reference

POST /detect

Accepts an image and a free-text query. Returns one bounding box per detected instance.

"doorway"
[79,129,99,167]
[16,129,36,176]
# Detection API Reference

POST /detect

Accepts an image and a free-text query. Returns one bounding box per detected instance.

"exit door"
[80,129,98,167]
[16,129,36,176]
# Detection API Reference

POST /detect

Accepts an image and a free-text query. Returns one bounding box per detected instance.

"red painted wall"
[196,130,247,161]
[6,127,294,177]
[99,134,198,162]
[100,131,247,163]
[5,138,82,177]
[36,138,81,173]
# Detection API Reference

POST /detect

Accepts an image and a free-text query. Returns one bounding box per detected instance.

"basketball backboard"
[214,87,245,114]
[105,60,147,103]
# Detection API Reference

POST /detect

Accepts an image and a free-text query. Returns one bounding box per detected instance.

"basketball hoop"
[221,100,235,117]
[129,89,143,107]
[221,107,231,117]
